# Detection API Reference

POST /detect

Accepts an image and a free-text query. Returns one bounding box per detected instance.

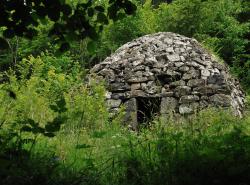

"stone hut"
[90,32,245,129]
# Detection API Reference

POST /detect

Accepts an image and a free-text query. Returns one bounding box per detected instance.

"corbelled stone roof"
[90,32,245,117]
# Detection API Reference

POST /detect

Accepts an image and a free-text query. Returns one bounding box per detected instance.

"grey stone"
[180,56,185,61]
[124,98,138,130]
[98,69,115,82]
[162,91,174,97]
[105,91,112,99]
[179,95,199,103]
[161,97,178,113]
[109,83,130,91]
[193,86,215,95]
[187,79,205,87]
[132,60,143,66]
[190,102,199,111]
[131,83,141,91]
[178,65,190,72]
[164,38,173,44]
[144,71,154,77]
[201,96,209,100]
[146,86,161,94]
[210,68,220,75]
[175,86,191,97]
[179,104,193,114]
[166,70,182,78]
[187,61,203,68]
[182,69,200,80]
[127,77,148,83]
[152,68,162,74]
[170,80,186,87]
[213,62,225,70]
[132,65,145,72]
[90,64,102,73]
[209,94,231,107]
[107,99,122,108]
[167,54,180,62]
[131,90,147,97]
[175,62,184,67]
[135,71,143,77]
[207,74,225,85]
[111,92,129,100]
[191,91,201,96]
[200,100,208,109]
[201,69,210,77]
[166,47,174,53]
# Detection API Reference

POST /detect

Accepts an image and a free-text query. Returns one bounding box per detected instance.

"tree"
[0,0,137,52]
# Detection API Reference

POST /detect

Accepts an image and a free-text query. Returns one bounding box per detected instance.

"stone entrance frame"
[90,32,245,129]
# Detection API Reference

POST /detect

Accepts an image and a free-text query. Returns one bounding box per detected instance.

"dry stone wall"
[90,32,245,127]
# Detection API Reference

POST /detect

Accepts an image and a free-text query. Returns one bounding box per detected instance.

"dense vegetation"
[0,0,250,185]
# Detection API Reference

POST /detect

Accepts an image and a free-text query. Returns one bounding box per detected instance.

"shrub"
[0,54,110,185]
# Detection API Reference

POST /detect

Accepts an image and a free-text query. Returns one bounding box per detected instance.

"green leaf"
[108,4,118,20]
[91,131,107,139]
[75,144,93,149]
[3,29,15,38]
[61,4,72,16]
[21,126,32,132]
[0,37,9,50]
[21,138,35,144]
[32,126,45,134]
[50,105,59,112]
[59,42,70,53]
[87,41,97,54]
[50,97,67,113]
[48,8,60,22]
[7,90,16,99]
[56,98,66,110]
[97,12,109,24]
[26,119,38,127]
[94,6,105,12]
[124,1,137,15]
[0,159,11,168]
[45,117,63,132]
[86,27,98,40]
[44,132,56,137]
[87,8,94,17]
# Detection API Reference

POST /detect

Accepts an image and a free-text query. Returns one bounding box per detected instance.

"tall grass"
[1,56,250,185]
[26,109,250,185]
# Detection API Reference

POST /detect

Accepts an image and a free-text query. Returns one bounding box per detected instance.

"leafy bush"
[0,54,110,185]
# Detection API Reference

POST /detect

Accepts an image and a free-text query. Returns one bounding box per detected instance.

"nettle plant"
[0,54,108,156]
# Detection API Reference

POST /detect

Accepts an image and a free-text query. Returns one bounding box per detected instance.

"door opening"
[137,97,161,124]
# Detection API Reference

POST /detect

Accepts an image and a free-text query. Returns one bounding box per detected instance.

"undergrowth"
[0,49,250,185]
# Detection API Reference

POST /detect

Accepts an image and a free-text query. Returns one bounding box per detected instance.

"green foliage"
[103,110,250,185]
[75,0,158,65]
[22,109,249,185]
[0,54,110,184]
[0,0,137,51]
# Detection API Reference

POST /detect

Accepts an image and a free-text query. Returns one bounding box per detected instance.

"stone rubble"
[90,32,245,126]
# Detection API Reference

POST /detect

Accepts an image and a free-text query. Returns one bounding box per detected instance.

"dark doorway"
[137,97,161,124]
